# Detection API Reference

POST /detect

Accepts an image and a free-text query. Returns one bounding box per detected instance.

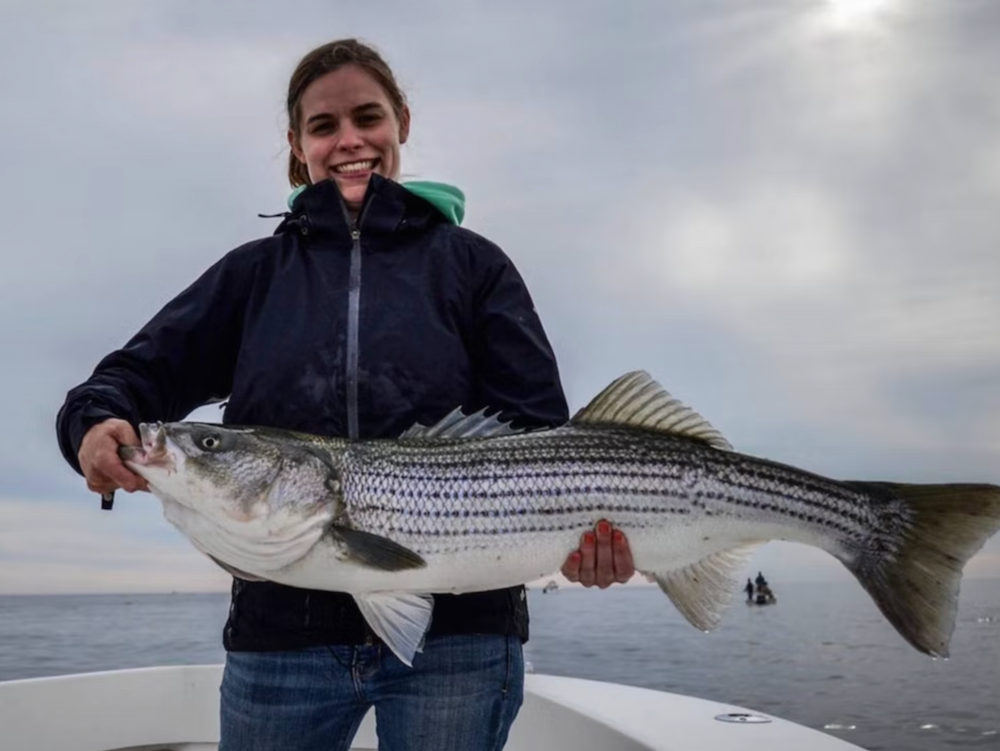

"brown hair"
[286,39,407,187]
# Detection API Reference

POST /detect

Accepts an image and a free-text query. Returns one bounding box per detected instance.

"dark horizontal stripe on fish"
[350,465,688,489]
[348,483,687,511]
[350,500,693,519]
[700,472,872,529]
[701,455,873,509]
[380,517,670,538]
[710,494,861,536]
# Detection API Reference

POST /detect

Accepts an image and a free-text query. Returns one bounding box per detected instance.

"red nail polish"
[597,521,611,535]
[613,530,624,543]
[583,532,595,545]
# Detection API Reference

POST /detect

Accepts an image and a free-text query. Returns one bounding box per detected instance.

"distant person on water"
[56,38,635,751]
[756,571,768,589]
[745,578,754,601]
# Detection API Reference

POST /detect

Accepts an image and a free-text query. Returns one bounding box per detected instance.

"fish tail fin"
[843,482,1000,658]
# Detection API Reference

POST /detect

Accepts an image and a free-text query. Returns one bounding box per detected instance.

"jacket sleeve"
[56,251,253,475]
[471,246,569,430]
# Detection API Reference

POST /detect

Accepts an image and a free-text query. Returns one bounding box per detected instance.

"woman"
[57,39,634,751]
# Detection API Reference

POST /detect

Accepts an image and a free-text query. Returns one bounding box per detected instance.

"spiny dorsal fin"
[648,544,761,631]
[572,371,733,450]
[399,407,523,440]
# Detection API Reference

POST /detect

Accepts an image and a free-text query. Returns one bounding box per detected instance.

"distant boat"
[542,579,560,594]
[746,574,777,606]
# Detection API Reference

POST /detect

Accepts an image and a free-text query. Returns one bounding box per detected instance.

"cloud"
[0,497,230,594]
[1,0,999,594]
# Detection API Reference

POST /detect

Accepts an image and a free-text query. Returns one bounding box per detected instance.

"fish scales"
[340,426,881,552]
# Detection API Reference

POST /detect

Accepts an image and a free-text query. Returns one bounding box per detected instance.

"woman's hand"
[78,419,148,495]
[561,520,635,588]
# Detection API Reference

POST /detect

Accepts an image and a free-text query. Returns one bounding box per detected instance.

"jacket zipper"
[346,223,362,441]
[342,193,376,442]
[341,199,378,645]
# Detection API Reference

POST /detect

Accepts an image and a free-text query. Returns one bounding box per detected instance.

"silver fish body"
[121,372,1000,666]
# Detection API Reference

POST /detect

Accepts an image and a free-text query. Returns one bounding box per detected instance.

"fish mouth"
[118,422,174,471]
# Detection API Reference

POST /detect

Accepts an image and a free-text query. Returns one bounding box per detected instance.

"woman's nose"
[338,123,364,150]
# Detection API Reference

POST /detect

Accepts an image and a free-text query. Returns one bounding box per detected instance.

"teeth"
[335,160,375,174]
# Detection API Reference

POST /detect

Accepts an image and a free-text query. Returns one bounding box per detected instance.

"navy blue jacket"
[56,175,569,650]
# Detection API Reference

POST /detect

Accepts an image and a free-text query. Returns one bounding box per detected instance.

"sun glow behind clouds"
[826,0,894,29]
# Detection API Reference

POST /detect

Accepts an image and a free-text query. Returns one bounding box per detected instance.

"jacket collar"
[277,175,441,244]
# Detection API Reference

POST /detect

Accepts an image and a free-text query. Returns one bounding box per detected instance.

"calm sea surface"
[1,580,997,750]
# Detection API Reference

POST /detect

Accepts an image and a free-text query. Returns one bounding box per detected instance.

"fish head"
[119,422,304,523]
[119,422,342,575]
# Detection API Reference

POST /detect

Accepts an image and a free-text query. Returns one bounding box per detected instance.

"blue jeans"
[219,634,524,751]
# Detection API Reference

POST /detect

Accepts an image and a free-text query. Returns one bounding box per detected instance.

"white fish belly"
[264,514,840,594]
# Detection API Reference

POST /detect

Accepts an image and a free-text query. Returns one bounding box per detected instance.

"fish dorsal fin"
[572,371,733,451]
[647,544,761,631]
[399,407,522,440]
[354,592,435,666]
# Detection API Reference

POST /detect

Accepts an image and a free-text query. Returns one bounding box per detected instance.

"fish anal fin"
[331,526,426,571]
[649,544,761,631]
[208,555,267,582]
[572,371,732,451]
[354,592,434,667]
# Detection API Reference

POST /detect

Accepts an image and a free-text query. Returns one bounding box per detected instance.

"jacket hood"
[286,179,465,226]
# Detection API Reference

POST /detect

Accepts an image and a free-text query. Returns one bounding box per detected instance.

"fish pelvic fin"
[647,544,762,631]
[573,371,732,451]
[207,555,267,582]
[354,593,434,667]
[844,482,1000,658]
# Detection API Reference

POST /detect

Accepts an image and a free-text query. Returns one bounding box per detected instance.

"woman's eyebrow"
[353,102,384,115]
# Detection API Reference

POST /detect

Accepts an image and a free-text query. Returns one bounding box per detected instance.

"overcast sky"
[1,0,999,596]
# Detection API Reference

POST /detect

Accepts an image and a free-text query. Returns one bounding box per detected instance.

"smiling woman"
[54,35,640,751]
[286,44,410,217]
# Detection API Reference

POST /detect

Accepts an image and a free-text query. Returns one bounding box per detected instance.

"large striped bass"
[120,371,1000,666]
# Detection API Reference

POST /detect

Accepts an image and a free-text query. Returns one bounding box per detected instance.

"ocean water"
[0,580,997,751]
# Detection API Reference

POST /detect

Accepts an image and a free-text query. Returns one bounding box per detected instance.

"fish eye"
[201,435,222,450]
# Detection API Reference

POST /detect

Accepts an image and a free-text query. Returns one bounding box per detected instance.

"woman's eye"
[202,436,221,450]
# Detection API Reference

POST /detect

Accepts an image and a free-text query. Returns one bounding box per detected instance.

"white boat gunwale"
[0,665,866,751]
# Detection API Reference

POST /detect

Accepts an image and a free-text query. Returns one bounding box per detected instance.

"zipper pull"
[351,228,360,241]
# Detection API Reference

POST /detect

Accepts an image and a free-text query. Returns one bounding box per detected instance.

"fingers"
[560,551,581,582]
[577,531,597,587]
[612,529,635,583]
[563,520,635,589]
[79,419,148,494]
[594,521,615,588]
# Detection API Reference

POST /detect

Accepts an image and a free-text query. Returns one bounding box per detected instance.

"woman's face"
[289,64,410,216]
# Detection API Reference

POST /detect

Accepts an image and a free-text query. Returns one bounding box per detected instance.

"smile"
[333,159,377,174]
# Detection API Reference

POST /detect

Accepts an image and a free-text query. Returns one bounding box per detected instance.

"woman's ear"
[288,129,306,162]
[398,105,411,146]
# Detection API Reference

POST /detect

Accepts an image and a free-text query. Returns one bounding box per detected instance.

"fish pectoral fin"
[648,544,761,632]
[572,371,733,451]
[354,592,434,667]
[330,526,427,571]
[207,555,267,582]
